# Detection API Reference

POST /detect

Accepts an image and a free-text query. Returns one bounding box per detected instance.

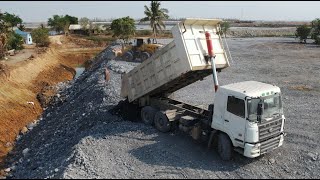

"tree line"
[110,1,170,43]
[0,1,232,59]
[296,18,320,44]
[109,1,230,44]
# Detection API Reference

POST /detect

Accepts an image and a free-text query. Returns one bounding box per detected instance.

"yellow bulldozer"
[121,37,163,62]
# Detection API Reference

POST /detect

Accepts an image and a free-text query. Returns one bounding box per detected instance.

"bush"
[31,28,50,47]
[311,18,320,44]
[7,32,24,50]
[219,21,230,36]
[295,24,311,43]
[136,30,152,36]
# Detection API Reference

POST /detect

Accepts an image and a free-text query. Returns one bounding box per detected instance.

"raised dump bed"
[121,18,230,103]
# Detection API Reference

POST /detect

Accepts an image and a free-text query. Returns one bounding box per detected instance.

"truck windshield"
[247,94,282,122]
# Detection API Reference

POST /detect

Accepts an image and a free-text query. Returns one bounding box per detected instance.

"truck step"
[180,115,196,121]
[179,116,199,127]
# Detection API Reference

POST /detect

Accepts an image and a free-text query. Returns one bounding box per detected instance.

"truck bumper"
[243,134,284,158]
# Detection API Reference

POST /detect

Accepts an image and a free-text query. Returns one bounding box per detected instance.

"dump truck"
[120,18,286,160]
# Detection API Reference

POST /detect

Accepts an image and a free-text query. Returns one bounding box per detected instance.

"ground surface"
[2,45,36,65]
[2,37,319,179]
[0,35,104,168]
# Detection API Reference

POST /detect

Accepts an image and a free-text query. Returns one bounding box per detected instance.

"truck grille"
[258,117,282,141]
[260,135,281,154]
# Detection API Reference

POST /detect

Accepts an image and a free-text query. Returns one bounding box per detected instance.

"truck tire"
[217,133,233,161]
[154,111,171,133]
[123,51,133,61]
[140,52,150,62]
[141,106,156,125]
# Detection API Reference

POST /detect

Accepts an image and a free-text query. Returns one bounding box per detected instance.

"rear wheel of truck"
[123,51,134,61]
[140,52,150,62]
[141,106,156,125]
[154,111,171,132]
[217,133,233,161]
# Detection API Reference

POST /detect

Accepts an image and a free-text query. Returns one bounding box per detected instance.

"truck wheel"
[141,106,156,125]
[217,133,233,161]
[154,111,171,133]
[123,51,133,61]
[140,52,150,62]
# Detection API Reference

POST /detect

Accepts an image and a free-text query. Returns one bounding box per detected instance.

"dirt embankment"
[0,35,104,168]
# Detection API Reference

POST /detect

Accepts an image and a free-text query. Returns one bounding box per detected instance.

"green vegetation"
[219,21,230,37]
[48,14,78,34]
[1,12,22,30]
[295,18,320,44]
[78,17,99,36]
[7,32,24,50]
[140,1,169,39]
[84,36,115,42]
[295,24,311,43]
[135,30,153,36]
[31,27,50,47]
[0,10,24,58]
[83,35,116,46]
[79,17,90,33]
[64,15,78,24]
[110,16,136,44]
[18,24,25,31]
[311,18,320,44]
[0,10,8,59]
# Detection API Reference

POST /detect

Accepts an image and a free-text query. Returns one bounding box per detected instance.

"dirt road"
[3,37,319,178]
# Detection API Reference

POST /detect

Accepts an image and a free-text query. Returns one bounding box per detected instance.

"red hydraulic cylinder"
[205,31,219,92]
[205,31,214,57]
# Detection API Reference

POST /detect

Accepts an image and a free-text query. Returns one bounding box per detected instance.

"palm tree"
[140,1,169,41]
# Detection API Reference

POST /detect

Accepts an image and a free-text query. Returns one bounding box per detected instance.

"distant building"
[69,24,89,35]
[14,29,33,45]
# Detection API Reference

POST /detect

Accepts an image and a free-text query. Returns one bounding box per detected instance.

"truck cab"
[212,81,285,158]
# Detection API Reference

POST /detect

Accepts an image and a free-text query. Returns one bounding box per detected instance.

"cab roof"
[220,81,281,99]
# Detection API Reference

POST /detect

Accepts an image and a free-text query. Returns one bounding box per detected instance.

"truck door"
[224,96,246,146]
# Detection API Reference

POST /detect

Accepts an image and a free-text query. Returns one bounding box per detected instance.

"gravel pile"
[4,37,320,179]
[4,45,137,179]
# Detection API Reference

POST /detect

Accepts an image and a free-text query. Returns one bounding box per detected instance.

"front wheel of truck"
[217,133,233,161]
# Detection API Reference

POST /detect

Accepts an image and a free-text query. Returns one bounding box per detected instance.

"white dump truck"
[120,18,286,160]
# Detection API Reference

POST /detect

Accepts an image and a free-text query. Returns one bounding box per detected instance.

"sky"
[0,1,319,22]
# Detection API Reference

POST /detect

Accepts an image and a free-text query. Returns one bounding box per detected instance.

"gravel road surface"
[4,37,320,179]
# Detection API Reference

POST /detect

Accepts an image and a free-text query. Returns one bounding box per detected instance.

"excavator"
[121,37,163,62]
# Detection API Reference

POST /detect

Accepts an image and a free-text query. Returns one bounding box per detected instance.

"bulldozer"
[121,37,163,62]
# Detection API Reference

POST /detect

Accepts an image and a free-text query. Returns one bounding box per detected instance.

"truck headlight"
[253,143,260,149]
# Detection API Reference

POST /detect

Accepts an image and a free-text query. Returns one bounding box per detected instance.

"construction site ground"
[0,35,105,172]
[0,36,318,178]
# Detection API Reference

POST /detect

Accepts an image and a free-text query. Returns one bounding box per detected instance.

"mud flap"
[207,129,217,149]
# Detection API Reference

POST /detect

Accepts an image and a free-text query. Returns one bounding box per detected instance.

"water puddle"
[75,67,85,79]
